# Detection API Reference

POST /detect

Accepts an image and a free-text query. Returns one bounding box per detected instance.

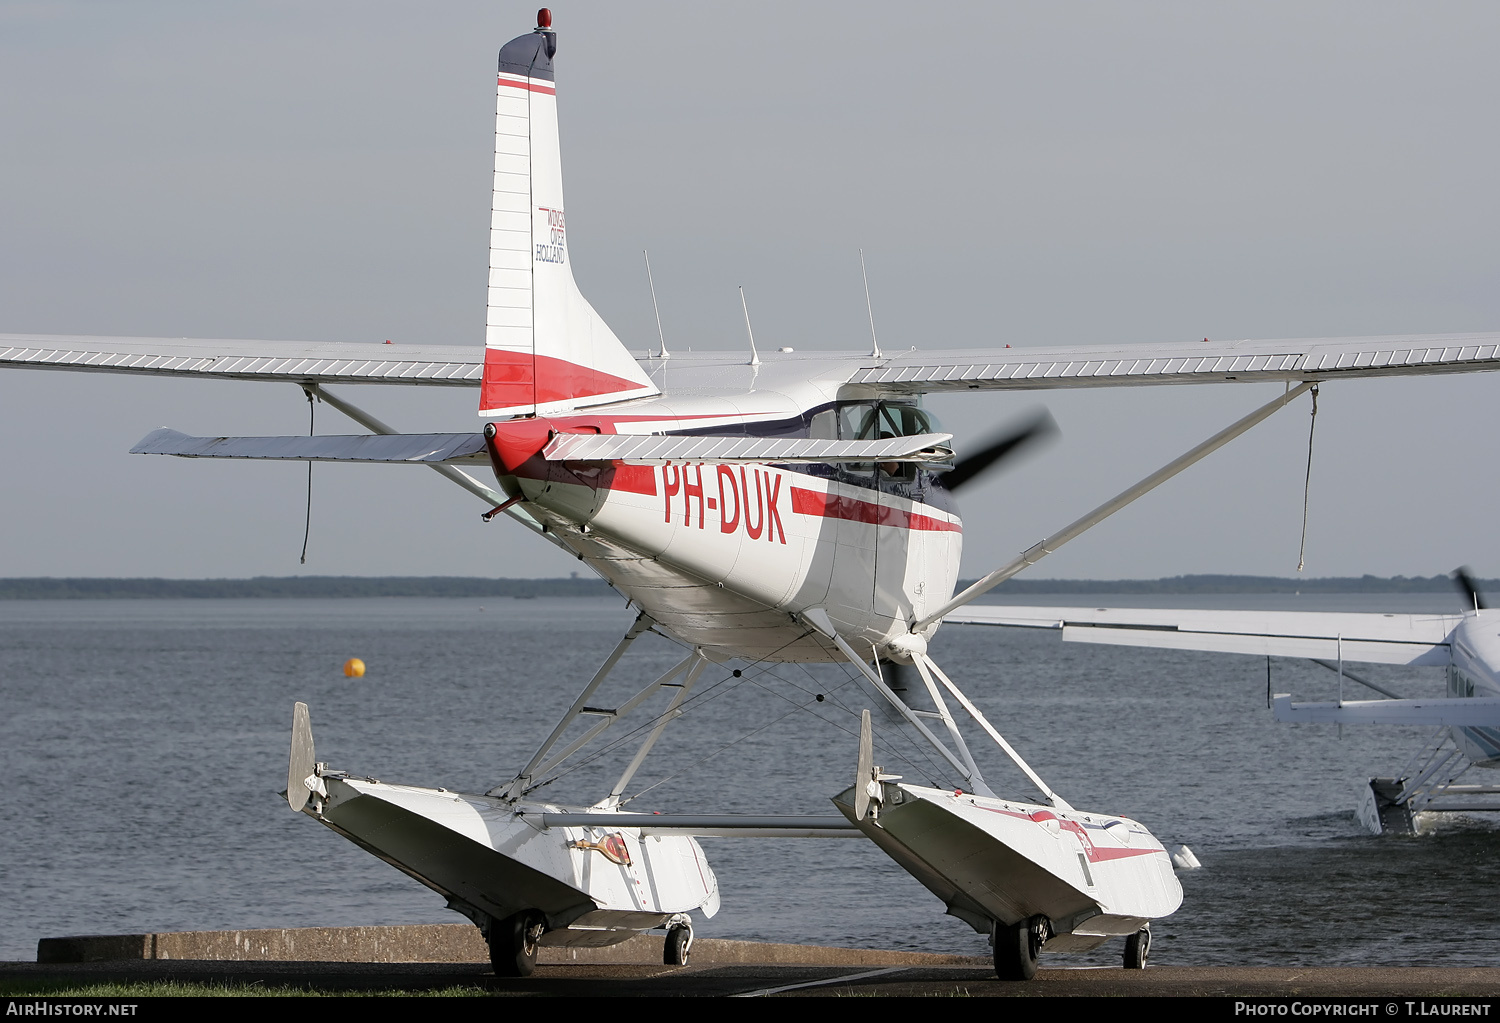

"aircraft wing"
[852,332,1500,393]
[10,331,1500,395]
[0,334,480,386]
[944,604,1464,666]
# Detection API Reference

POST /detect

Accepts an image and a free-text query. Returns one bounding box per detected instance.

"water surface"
[2,594,1493,967]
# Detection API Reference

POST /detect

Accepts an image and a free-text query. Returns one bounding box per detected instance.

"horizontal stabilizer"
[543,432,953,465]
[132,428,488,465]
[946,605,1460,667]
[1273,694,1500,726]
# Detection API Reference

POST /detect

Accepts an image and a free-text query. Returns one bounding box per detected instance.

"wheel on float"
[1123,924,1150,970]
[993,914,1046,981]
[664,922,693,966]
[489,910,545,977]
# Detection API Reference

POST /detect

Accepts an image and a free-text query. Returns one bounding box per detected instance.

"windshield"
[835,402,936,440]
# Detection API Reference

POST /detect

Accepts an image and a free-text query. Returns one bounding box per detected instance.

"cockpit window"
[833,402,935,440]
[881,403,937,438]
[838,404,879,441]
[808,409,839,440]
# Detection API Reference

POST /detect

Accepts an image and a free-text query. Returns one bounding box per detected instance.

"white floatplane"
[6,10,1500,977]
[946,571,1500,837]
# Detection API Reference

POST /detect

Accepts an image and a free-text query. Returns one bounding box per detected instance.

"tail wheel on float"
[993,914,1049,981]
[1123,924,1151,970]
[489,910,546,977]
[663,921,693,966]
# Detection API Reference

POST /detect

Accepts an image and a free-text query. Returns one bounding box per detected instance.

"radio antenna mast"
[739,286,761,366]
[860,248,883,359]
[643,250,668,359]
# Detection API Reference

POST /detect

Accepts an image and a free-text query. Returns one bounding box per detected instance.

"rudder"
[482,10,658,417]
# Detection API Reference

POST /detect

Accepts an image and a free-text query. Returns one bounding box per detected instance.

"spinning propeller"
[940,410,1059,493]
[884,412,1055,689]
[1453,566,1489,611]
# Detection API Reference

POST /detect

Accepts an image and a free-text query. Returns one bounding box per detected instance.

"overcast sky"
[2,1,1498,581]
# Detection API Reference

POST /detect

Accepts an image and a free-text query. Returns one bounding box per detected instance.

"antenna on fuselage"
[738,286,761,367]
[643,250,668,359]
[860,248,882,359]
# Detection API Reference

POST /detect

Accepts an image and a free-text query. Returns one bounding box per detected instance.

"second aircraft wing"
[944,604,1464,667]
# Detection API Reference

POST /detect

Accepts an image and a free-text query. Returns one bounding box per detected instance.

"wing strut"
[802,608,994,796]
[805,609,1079,809]
[914,652,1071,811]
[307,383,504,505]
[500,611,658,798]
[915,381,1315,630]
[305,383,559,544]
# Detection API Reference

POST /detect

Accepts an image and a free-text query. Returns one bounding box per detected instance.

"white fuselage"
[483,355,964,663]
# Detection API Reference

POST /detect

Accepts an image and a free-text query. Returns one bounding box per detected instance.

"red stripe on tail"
[497,76,556,95]
[482,349,650,411]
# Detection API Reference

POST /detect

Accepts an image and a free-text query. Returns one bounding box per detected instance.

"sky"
[1,1,1498,581]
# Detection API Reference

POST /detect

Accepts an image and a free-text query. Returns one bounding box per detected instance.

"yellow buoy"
[343,657,366,678]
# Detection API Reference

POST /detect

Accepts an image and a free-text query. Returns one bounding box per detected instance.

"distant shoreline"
[0,573,1484,599]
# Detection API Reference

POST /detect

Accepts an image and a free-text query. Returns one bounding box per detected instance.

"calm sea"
[3,594,1496,967]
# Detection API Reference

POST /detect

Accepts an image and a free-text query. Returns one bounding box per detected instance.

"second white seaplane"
[946,570,1500,839]
[7,10,1500,979]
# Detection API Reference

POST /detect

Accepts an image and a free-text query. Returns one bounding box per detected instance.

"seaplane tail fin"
[482,13,658,418]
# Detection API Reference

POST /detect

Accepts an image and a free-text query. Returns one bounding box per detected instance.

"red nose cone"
[537,8,552,29]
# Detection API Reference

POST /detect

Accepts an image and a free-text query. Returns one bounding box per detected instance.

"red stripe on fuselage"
[497,76,556,95]
[543,413,758,435]
[789,487,961,533]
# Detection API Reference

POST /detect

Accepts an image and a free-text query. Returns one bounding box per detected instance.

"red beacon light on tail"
[537,8,552,29]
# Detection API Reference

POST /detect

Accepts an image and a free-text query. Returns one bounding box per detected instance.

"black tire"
[664,924,692,966]
[993,915,1045,981]
[1123,925,1150,970]
[489,910,545,977]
